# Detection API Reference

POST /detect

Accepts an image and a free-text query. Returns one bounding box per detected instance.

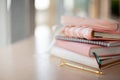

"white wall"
[10,0,35,43]
[0,0,35,47]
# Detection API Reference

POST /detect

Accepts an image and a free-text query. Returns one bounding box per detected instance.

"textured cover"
[62,26,120,40]
[61,16,119,31]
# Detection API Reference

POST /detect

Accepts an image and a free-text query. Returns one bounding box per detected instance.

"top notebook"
[61,16,119,31]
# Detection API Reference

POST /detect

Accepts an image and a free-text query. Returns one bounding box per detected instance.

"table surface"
[0,36,120,80]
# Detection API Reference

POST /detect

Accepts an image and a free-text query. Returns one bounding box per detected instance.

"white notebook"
[51,46,120,70]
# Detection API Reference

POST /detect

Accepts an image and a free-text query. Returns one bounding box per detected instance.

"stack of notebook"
[51,16,120,74]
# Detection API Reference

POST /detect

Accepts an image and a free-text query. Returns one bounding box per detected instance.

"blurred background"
[0,0,120,49]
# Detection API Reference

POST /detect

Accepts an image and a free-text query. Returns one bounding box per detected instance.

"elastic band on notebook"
[92,52,102,66]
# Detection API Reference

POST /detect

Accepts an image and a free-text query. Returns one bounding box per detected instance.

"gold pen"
[60,60,103,75]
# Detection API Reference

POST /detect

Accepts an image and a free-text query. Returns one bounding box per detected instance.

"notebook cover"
[51,46,99,69]
[56,40,100,57]
[62,26,120,40]
[55,40,120,57]
[61,16,119,31]
[51,46,120,70]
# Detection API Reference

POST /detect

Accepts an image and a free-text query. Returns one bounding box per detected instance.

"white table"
[0,36,120,80]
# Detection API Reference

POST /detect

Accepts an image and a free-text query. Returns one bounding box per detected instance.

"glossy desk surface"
[0,36,120,80]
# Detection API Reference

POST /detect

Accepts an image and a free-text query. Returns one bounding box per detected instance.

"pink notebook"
[55,40,120,57]
[62,26,120,40]
[61,16,119,31]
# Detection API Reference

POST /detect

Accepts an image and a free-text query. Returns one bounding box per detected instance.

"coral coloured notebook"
[55,40,120,57]
[61,16,119,31]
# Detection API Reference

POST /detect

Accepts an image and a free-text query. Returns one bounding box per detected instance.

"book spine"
[56,36,110,47]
